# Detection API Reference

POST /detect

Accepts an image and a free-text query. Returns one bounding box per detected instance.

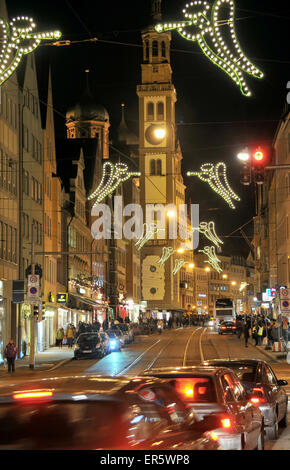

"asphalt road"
[2,326,290,449]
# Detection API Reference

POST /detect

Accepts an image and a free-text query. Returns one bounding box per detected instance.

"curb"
[47,357,74,371]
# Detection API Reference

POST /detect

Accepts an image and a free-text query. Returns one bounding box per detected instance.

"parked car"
[143,366,264,450]
[0,375,222,450]
[201,359,288,440]
[99,331,111,354]
[74,333,105,359]
[218,321,237,335]
[110,327,125,347]
[107,330,122,351]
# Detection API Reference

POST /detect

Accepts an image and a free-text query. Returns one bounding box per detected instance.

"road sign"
[27,285,40,301]
[28,274,39,285]
[281,288,290,299]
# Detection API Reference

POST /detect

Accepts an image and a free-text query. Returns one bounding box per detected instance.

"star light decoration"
[135,223,163,251]
[157,246,176,266]
[155,0,263,97]
[187,162,240,209]
[0,16,61,86]
[199,245,223,273]
[88,162,141,207]
[194,221,223,249]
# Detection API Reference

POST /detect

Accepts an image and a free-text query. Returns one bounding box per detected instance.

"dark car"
[107,330,122,351]
[0,375,221,450]
[218,321,237,335]
[99,331,111,354]
[143,366,264,450]
[74,333,105,359]
[201,359,288,440]
[117,324,134,343]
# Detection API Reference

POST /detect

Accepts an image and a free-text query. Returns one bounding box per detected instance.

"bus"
[213,298,236,330]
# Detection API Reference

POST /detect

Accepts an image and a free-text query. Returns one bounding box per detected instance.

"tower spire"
[151,0,162,21]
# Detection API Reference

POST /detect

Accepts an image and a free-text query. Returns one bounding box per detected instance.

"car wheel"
[256,424,265,450]
[266,417,278,441]
[279,401,288,428]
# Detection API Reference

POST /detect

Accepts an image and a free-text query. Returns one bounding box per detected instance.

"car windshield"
[0,402,126,449]
[77,334,100,345]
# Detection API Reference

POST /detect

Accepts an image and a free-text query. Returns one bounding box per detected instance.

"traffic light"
[240,164,251,186]
[252,147,266,185]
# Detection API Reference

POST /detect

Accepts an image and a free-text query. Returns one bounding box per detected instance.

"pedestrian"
[66,324,75,348]
[252,323,258,346]
[257,322,264,346]
[243,321,251,348]
[56,327,64,348]
[4,339,17,373]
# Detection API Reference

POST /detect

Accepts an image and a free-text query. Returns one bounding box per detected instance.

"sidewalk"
[0,346,74,376]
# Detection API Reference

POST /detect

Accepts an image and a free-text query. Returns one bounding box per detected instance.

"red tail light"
[221,418,232,428]
[249,388,267,405]
[232,326,236,329]
[13,390,53,401]
[221,326,226,330]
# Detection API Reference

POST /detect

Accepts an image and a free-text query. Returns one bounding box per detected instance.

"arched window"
[156,159,162,175]
[147,102,154,120]
[150,159,156,175]
[157,102,164,119]
[161,41,166,57]
[144,40,149,60]
[152,40,158,57]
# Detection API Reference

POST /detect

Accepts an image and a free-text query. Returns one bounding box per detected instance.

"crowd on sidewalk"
[235,314,290,349]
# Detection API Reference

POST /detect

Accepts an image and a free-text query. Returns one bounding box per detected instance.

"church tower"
[137,1,188,314]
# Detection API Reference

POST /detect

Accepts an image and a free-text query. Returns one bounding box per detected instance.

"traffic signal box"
[252,147,266,185]
[240,147,267,186]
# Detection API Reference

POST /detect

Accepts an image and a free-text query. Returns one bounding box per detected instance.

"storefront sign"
[56,293,68,304]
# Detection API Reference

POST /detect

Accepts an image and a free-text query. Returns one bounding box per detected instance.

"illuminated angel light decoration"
[194,221,223,248]
[135,223,162,251]
[0,16,61,86]
[155,0,263,97]
[239,281,249,292]
[187,162,240,209]
[172,259,187,275]
[157,246,176,266]
[88,162,141,207]
[199,246,223,273]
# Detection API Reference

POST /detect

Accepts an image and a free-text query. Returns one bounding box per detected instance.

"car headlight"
[110,340,116,346]
[74,344,80,350]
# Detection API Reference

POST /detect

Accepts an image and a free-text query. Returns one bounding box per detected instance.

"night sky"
[6,0,290,257]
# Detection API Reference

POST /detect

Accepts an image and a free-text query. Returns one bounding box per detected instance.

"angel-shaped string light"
[193,221,223,249]
[172,259,187,275]
[199,245,223,273]
[157,246,176,266]
[135,223,163,251]
[0,16,61,86]
[88,162,141,207]
[155,0,263,97]
[187,162,240,209]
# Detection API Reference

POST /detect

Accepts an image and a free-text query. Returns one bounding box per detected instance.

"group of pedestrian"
[236,314,289,348]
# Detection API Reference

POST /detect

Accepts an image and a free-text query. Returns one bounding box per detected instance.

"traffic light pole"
[29,223,36,369]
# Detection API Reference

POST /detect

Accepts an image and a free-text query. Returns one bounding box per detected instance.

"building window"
[147,102,154,120]
[152,40,158,57]
[156,159,162,175]
[161,41,166,57]
[157,102,164,120]
[144,39,149,60]
[150,159,156,175]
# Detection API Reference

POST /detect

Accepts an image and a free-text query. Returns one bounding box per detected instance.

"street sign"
[57,293,68,304]
[27,285,40,301]
[28,274,39,285]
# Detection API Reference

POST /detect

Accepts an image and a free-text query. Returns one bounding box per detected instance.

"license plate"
[83,350,92,353]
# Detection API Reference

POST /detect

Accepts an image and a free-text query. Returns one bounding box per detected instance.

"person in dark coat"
[243,321,251,348]
[4,339,17,373]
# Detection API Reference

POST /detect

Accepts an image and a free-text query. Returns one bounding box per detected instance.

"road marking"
[199,328,207,362]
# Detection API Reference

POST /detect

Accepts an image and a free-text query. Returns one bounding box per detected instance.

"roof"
[66,87,109,123]
[202,359,264,366]
[143,366,228,377]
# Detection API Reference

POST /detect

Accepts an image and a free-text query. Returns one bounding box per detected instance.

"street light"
[237,147,250,162]
[189,263,195,268]
[231,281,237,286]
[222,274,228,279]
[177,248,185,254]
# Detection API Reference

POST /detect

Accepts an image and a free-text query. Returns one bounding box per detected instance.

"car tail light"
[232,326,236,329]
[221,418,231,428]
[249,388,267,404]
[13,390,53,401]
[180,385,194,398]
[221,326,226,330]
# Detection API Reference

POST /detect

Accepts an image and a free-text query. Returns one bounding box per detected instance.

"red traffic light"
[252,147,266,165]
[254,150,264,161]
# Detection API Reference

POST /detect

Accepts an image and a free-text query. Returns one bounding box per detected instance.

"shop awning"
[69,293,108,309]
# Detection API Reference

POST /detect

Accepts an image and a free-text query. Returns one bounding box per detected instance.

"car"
[143,366,264,450]
[117,324,134,343]
[110,327,126,347]
[218,321,237,335]
[99,331,111,354]
[74,333,105,359]
[201,359,288,440]
[0,375,222,450]
[107,330,123,351]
